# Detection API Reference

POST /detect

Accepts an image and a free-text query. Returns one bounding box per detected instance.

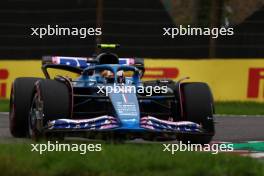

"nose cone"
[109,92,140,129]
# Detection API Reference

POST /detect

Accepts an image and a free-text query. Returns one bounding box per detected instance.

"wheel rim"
[28,93,43,138]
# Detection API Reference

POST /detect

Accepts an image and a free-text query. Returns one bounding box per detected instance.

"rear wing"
[42,56,145,78]
[42,56,95,69]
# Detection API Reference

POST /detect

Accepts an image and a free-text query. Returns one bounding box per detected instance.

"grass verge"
[0,143,263,176]
[0,99,8,112]
[215,101,264,115]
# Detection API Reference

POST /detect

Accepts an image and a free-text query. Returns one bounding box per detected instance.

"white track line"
[245,153,264,159]
[215,114,264,117]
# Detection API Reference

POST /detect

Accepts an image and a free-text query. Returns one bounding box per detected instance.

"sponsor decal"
[0,69,8,98]
[247,68,264,98]
[144,68,179,79]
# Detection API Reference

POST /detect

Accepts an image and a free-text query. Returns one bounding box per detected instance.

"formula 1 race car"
[9,44,215,144]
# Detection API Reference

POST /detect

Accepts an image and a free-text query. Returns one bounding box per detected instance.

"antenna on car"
[97,44,120,49]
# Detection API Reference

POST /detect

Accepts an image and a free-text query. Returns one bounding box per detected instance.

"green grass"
[1,99,264,115]
[0,99,9,112]
[215,101,264,115]
[0,143,262,176]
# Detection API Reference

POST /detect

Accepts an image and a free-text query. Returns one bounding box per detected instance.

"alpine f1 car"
[9,44,215,144]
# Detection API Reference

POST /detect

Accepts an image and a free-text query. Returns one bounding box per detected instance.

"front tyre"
[28,79,70,140]
[177,82,215,144]
[9,77,43,137]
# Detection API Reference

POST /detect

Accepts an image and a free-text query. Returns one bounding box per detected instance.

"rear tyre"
[9,77,43,137]
[28,79,70,140]
[177,82,215,144]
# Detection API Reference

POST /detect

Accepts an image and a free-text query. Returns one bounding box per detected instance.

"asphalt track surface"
[0,112,263,142]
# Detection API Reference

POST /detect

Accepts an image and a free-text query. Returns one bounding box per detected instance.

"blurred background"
[0,0,263,58]
[1,0,264,102]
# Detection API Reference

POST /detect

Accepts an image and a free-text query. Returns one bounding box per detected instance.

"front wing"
[46,115,206,135]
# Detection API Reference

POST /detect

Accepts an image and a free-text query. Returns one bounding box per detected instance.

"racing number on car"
[0,69,9,98]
